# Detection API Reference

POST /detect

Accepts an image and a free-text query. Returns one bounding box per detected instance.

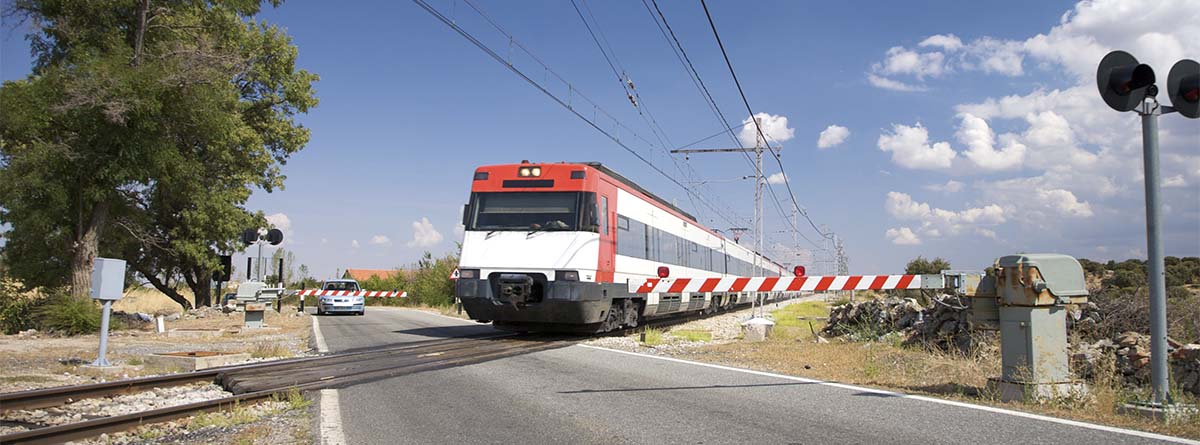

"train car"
[455,161,791,333]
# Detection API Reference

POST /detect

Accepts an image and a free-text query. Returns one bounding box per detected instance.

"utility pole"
[671,118,777,316]
[671,118,776,279]
[672,116,772,316]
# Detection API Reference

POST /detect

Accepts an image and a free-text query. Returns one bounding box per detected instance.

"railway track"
[0,334,572,445]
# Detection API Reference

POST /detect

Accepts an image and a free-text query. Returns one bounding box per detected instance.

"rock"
[17,329,38,337]
[165,313,181,322]
[1117,332,1141,347]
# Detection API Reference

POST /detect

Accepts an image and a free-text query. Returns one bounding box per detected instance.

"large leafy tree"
[0,0,318,306]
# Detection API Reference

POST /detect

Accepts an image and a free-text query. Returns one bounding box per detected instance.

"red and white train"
[455,161,792,333]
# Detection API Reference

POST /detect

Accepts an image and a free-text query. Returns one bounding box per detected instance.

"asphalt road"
[313,307,1190,445]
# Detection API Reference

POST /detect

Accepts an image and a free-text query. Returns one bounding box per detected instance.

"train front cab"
[455,162,639,333]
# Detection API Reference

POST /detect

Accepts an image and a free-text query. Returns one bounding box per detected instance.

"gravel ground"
[0,305,317,444]
[0,306,313,392]
[583,294,833,355]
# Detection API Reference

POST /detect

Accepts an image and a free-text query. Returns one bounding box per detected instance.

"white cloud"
[886,227,922,245]
[962,37,1025,76]
[886,191,1005,237]
[407,217,444,248]
[976,228,998,240]
[369,235,392,246]
[877,123,957,170]
[817,125,850,149]
[265,213,293,243]
[874,46,947,79]
[1164,175,1187,188]
[919,34,963,51]
[885,192,931,220]
[1034,189,1094,218]
[924,180,965,193]
[738,113,795,147]
[351,240,360,249]
[956,113,1026,171]
[867,73,928,92]
[766,172,788,184]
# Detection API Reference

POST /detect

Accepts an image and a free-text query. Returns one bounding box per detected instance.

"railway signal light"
[1096,50,1155,112]
[1095,49,1198,409]
[1167,59,1199,118]
[793,265,805,277]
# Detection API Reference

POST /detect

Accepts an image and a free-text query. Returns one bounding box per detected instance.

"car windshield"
[469,192,585,231]
[323,282,359,291]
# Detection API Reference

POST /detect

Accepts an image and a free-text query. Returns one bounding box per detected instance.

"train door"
[596,181,617,283]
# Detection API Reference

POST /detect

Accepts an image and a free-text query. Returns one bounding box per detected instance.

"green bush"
[36,292,115,335]
[0,281,42,334]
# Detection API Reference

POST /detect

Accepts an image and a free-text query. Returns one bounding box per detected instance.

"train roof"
[577,162,697,223]
[579,162,787,271]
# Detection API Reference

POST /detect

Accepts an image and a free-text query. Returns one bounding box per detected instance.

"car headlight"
[353,297,364,303]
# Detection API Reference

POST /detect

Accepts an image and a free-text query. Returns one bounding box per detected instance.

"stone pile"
[1072,331,1200,395]
[182,305,232,320]
[822,295,980,352]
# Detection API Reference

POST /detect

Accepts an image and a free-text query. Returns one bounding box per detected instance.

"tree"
[904,256,952,275]
[0,0,318,305]
[265,248,296,285]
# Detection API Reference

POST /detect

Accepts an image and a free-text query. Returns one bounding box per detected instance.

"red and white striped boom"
[297,290,407,298]
[629,275,923,294]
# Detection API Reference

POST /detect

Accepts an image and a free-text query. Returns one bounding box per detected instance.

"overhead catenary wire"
[699,0,832,243]
[412,0,745,230]
[643,0,823,252]
[569,0,701,213]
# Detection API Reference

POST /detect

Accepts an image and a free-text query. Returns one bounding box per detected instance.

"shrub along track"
[0,334,572,445]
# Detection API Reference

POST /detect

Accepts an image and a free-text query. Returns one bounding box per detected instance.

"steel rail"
[0,336,571,445]
[0,333,512,412]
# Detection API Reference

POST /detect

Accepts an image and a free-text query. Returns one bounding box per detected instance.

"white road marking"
[577,344,1199,445]
[319,389,348,445]
[312,314,329,353]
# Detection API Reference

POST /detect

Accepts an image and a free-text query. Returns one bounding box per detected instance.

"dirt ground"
[0,304,313,393]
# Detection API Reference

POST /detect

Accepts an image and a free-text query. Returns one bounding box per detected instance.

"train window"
[471,192,582,231]
[601,196,609,235]
[617,216,646,259]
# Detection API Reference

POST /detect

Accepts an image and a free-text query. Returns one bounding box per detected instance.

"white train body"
[455,161,791,332]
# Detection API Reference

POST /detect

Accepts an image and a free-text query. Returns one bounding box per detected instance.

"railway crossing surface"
[313,307,1192,445]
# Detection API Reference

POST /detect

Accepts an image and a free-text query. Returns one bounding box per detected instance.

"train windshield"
[469,192,594,232]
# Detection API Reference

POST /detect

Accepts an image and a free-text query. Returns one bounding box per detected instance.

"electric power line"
[699,0,832,243]
[413,0,746,230]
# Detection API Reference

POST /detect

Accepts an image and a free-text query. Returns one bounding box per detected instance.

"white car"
[316,279,365,316]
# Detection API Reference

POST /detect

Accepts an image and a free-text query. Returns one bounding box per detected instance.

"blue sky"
[3,0,1198,280]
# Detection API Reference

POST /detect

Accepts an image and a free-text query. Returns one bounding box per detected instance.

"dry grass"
[675,302,1200,439]
[114,287,191,315]
[249,341,294,359]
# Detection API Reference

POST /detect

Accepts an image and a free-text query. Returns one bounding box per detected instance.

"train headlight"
[460,269,479,279]
[518,166,542,177]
